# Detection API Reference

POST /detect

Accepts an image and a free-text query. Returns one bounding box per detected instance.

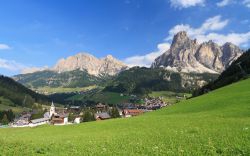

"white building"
[74,117,81,124]
[49,101,56,118]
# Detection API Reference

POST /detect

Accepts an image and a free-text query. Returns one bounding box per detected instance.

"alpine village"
[0,1,250,155]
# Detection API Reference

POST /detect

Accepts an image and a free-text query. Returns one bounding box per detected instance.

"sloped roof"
[124,109,144,113]
[95,112,110,119]
[31,118,49,124]
[44,112,50,118]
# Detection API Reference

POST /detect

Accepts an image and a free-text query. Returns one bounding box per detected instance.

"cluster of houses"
[94,103,146,119]
[11,102,80,127]
[9,96,167,128]
[143,97,168,110]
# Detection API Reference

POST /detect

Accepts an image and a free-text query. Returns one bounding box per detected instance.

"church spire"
[50,101,56,118]
[51,101,55,107]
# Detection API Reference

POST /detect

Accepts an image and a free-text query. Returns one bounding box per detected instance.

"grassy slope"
[0,79,250,155]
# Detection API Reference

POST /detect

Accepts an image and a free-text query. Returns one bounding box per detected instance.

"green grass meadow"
[0,79,250,155]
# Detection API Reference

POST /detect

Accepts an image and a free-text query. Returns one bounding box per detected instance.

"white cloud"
[216,0,231,7]
[166,15,250,47]
[0,59,27,71]
[170,0,205,9]
[167,15,229,40]
[0,44,11,50]
[243,0,250,8]
[195,32,250,46]
[0,58,48,75]
[124,43,170,67]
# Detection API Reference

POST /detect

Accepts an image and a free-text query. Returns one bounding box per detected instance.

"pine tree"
[110,107,120,118]
[83,110,95,122]
[1,114,9,125]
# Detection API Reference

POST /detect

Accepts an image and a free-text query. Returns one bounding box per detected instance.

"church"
[13,102,71,127]
[48,102,69,125]
[28,102,69,127]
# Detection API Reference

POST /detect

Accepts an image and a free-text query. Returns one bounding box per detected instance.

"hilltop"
[0,78,249,155]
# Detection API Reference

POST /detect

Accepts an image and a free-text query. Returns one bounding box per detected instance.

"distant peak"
[106,54,114,59]
[223,42,235,47]
[176,31,187,36]
[208,40,213,43]
[175,31,188,38]
[172,31,189,43]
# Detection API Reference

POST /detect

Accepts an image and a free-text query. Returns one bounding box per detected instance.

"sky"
[0,0,250,76]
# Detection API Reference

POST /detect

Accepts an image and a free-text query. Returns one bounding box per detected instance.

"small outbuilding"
[95,112,111,120]
[74,117,81,124]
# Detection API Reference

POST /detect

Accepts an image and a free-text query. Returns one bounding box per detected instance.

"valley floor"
[0,79,250,155]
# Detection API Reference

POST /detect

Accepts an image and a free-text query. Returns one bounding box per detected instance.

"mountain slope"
[152,31,242,73]
[194,49,250,96]
[0,75,48,108]
[104,67,218,94]
[13,69,110,89]
[1,77,249,155]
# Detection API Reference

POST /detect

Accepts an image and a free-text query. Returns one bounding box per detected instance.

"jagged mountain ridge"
[152,31,242,73]
[53,53,128,76]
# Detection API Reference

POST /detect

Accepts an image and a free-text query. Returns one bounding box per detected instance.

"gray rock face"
[53,53,127,76]
[152,31,242,73]
[221,42,242,67]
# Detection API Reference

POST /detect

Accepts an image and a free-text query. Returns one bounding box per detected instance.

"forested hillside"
[0,75,49,108]
[14,69,111,89]
[104,67,218,94]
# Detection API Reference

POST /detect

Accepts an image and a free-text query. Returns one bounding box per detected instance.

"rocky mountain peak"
[173,31,188,41]
[171,31,190,48]
[105,54,114,60]
[53,52,127,76]
[152,31,243,73]
[221,42,242,67]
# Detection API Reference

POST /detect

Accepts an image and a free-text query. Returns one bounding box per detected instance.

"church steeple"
[49,101,56,118]
[51,101,55,107]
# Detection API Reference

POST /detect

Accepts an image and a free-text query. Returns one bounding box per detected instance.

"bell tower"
[49,101,55,118]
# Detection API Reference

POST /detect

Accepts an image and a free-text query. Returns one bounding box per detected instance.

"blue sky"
[0,0,250,76]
